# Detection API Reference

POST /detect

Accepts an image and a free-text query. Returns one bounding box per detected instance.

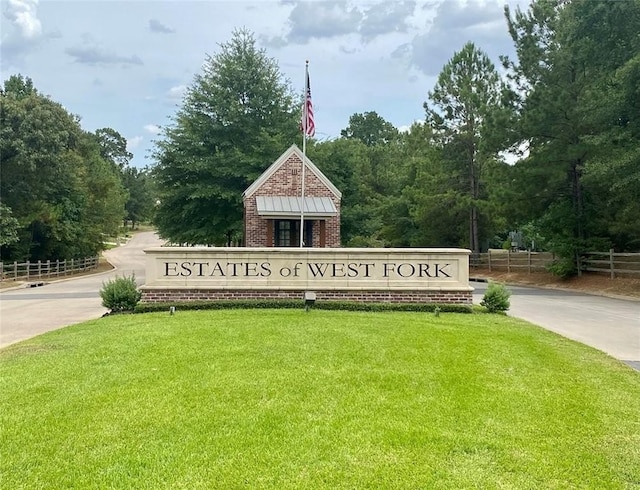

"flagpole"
[300,61,309,247]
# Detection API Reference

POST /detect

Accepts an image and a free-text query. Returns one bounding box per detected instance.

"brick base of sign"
[140,289,472,305]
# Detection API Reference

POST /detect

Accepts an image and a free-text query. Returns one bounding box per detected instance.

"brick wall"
[141,289,472,304]
[244,154,341,247]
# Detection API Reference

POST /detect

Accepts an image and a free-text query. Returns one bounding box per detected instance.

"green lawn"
[1,310,639,489]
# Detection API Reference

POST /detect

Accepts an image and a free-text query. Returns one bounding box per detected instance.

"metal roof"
[256,196,337,218]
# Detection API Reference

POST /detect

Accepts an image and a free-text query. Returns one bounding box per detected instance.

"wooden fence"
[470,250,555,273]
[580,250,640,279]
[0,256,100,283]
[471,249,640,278]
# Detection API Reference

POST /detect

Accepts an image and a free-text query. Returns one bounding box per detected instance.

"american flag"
[302,69,315,137]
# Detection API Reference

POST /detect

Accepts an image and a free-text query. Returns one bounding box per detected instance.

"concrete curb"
[0,261,118,293]
[470,277,640,302]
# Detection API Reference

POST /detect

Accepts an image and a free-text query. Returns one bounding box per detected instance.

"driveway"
[0,232,163,348]
[473,281,640,370]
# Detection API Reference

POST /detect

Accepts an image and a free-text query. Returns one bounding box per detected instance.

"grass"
[1,310,639,489]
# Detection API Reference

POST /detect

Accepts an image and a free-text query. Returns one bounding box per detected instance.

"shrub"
[100,275,141,312]
[480,282,511,313]
[134,300,474,314]
[547,258,577,279]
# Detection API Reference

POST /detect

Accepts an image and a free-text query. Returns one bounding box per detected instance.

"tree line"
[0,75,154,263]
[2,0,638,276]
[154,1,639,276]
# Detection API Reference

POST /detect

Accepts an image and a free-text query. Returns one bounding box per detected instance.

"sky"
[1,0,529,168]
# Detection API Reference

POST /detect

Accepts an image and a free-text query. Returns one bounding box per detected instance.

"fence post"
[527,250,531,274]
[577,253,582,277]
[13,261,17,280]
[610,248,615,279]
[488,250,492,272]
[507,250,511,273]
[38,260,42,279]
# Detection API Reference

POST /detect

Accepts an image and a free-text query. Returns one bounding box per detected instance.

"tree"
[307,138,377,245]
[423,42,508,254]
[152,29,299,245]
[340,111,399,146]
[0,75,126,261]
[94,127,132,169]
[0,203,19,249]
[570,0,640,251]
[503,0,640,267]
[122,166,154,228]
[93,127,156,230]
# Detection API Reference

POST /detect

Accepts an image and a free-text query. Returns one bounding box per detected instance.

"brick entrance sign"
[140,248,472,304]
[141,146,472,305]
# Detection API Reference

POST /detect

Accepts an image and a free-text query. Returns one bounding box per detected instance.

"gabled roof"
[243,144,342,199]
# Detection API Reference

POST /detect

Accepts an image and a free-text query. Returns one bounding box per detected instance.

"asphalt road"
[1,238,638,371]
[472,281,640,369]
[0,232,163,348]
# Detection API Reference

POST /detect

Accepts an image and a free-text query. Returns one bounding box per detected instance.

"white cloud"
[0,0,47,67]
[406,0,517,76]
[126,136,143,151]
[167,85,186,100]
[284,1,363,43]
[269,1,420,46]
[360,2,416,41]
[144,124,161,134]
[8,0,527,167]
[5,0,42,39]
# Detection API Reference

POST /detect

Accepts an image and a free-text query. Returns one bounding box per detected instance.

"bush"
[100,275,141,312]
[134,300,474,314]
[480,282,511,313]
[547,258,577,279]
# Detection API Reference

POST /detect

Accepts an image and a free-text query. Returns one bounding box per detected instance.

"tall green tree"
[152,29,300,245]
[308,137,382,246]
[122,166,155,229]
[92,127,156,230]
[423,42,508,254]
[94,127,132,170]
[310,114,407,247]
[0,74,126,261]
[340,111,399,147]
[570,0,640,251]
[503,0,640,266]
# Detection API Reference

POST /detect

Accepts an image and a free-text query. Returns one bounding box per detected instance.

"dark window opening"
[274,220,313,247]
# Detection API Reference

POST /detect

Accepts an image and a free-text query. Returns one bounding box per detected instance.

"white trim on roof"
[243,144,342,199]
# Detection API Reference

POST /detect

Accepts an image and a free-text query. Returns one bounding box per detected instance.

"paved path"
[473,281,640,369]
[1,240,638,371]
[0,232,163,348]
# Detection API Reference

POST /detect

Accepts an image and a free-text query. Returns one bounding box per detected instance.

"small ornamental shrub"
[100,275,141,312]
[481,282,511,313]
